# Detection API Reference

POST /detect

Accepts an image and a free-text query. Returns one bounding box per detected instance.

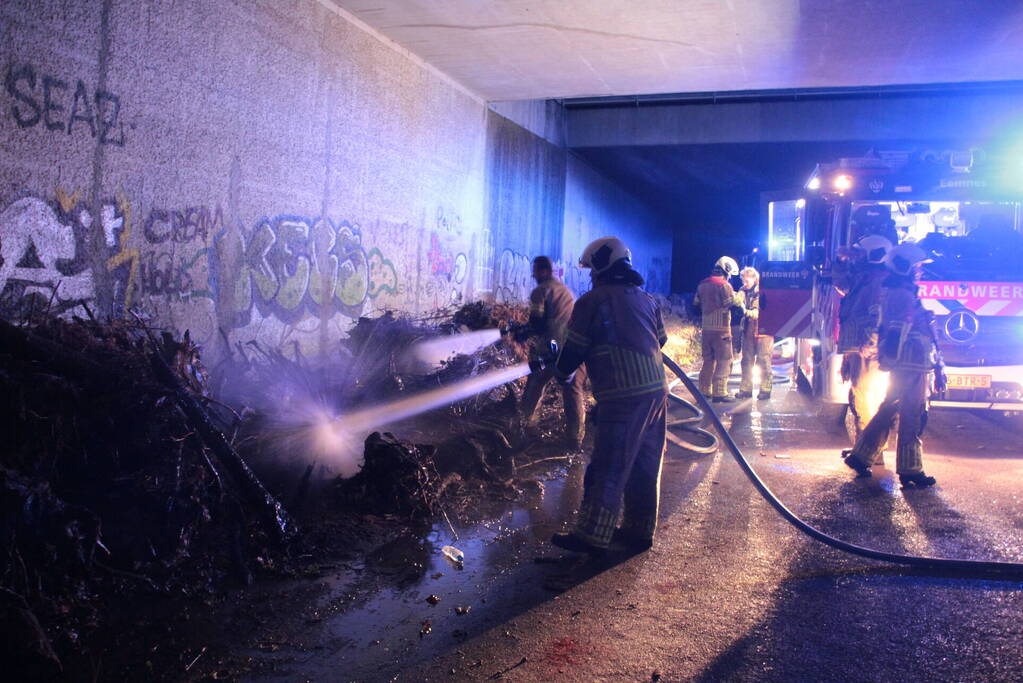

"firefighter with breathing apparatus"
[518,256,586,449]
[736,266,773,400]
[695,256,742,403]
[842,243,945,487]
[836,234,893,454]
[543,236,668,555]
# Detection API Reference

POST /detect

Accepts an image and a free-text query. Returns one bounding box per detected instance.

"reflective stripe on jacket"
[877,283,936,373]
[558,283,667,402]
[695,276,737,332]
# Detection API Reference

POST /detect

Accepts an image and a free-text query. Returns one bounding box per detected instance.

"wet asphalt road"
[236,376,1023,682]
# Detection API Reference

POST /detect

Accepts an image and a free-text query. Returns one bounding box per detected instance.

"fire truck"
[756,149,1023,417]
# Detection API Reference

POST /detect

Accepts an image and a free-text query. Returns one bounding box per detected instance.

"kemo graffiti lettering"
[216,214,371,327]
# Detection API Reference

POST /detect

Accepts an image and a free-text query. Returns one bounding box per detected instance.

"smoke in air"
[295,329,523,478]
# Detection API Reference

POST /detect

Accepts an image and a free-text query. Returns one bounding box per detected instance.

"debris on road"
[489,655,527,679]
[441,545,466,566]
[427,594,442,605]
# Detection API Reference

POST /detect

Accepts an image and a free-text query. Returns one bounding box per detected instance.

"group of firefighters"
[518,227,941,557]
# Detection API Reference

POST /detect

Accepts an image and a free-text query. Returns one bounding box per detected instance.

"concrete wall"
[488,99,565,148]
[485,110,671,303]
[563,154,670,296]
[1,0,668,361]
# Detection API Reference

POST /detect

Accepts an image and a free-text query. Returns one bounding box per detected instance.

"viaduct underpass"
[3,2,1023,681]
[560,83,1023,289]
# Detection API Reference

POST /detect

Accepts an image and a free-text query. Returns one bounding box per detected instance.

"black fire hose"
[662,353,1023,576]
[665,379,720,455]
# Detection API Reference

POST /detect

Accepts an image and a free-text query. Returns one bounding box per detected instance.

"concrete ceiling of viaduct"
[330,0,1023,101]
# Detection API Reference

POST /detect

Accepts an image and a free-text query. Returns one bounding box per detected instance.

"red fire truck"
[757,149,1023,416]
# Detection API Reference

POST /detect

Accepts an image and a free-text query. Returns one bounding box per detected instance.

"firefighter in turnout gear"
[695,256,741,402]
[520,256,586,449]
[836,234,892,454]
[550,237,668,555]
[736,267,773,400]
[842,243,944,488]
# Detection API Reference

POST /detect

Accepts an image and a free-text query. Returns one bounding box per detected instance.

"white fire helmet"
[715,256,739,278]
[579,236,632,275]
[856,234,893,264]
[884,243,932,276]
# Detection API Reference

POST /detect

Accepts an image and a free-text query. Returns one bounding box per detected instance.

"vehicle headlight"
[833,174,853,192]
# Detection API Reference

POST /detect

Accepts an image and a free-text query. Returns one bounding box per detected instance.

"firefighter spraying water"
[305,230,1023,577]
[307,360,533,474]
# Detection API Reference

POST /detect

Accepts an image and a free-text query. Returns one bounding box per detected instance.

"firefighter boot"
[611,528,654,554]
[551,533,605,557]
[899,472,937,488]
[842,450,872,478]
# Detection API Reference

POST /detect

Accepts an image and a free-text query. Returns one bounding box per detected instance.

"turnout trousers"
[573,393,667,548]
[521,365,586,445]
[842,349,886,440]
[846,369,929,475]
[740,334,774,394]
[698,330,733,398]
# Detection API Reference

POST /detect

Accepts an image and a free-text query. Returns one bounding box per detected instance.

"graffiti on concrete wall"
[366,247,397,299]
[215,215,374,327]
[138,206,217,300]
[1,188,485,354]
[494,248,531,303]
[0,190,136,318]
[494,248,592,303]
[418,206,470,308]
[4,62,126,145]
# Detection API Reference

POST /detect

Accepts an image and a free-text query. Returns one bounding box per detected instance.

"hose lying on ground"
[666,378,720,455]
[662,353,1023,576]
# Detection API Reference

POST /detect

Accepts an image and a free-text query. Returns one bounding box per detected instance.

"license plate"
[946,374,991,389]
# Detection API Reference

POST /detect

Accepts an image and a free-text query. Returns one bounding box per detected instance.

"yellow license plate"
[946,374,991,389]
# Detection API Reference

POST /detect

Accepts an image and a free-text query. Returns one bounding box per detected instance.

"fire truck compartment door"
[759,261,814,338]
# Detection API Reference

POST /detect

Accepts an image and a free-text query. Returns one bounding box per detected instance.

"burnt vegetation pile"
[0,314,294,678]
[0,300,597,677]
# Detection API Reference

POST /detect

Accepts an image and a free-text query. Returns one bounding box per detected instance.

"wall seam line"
[310,0,486,106]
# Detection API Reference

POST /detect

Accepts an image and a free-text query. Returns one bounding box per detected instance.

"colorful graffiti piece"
[216,215,372,326]
[367,247,397,298]
[0,191,136,317]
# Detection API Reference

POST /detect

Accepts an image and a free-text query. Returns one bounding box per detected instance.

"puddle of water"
[247,463,587,681]
[240,386,758,680]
